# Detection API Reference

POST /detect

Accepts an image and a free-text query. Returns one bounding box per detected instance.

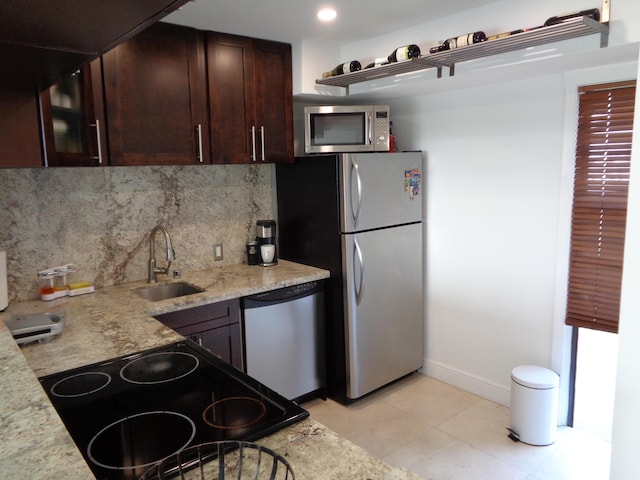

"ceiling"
[164,0,499,45]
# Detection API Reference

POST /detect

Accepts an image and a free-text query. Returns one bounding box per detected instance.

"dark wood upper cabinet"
[252,39,294,164]
[40,60,107,167]
[3,23,294,168]
[0,88,42,167]
[0,0,191,91]
[102,23,209,166]
[207,34,254,165]
[207,33,293,164]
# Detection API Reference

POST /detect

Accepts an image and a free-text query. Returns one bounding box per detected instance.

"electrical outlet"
[213,243,223,261]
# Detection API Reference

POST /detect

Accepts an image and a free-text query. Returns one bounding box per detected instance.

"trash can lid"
[512,365,559,389]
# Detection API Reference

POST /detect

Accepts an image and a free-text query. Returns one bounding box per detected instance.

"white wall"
[390,75,566,404]
[292,39,345,98]
[290,1,640,474]
[610,54,640,480]
[392,56,634,391]
[390,59,637,409]
[294,0,640,96]
[340,0,639,59]
[301,0,639,407]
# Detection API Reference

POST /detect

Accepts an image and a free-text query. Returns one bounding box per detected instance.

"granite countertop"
[11,260,330,378]
[0,260,420,480]
[0,320,94,479]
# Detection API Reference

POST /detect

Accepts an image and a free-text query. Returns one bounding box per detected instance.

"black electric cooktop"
[39,340,308,480]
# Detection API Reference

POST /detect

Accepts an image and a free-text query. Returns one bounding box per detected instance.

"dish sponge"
[68,281,95,296]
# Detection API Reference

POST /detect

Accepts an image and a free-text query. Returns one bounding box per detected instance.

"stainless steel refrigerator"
[276,152,424,402]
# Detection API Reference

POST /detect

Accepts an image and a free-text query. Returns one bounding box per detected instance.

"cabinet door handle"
[89,119,103,164]
[250,126,257,162]
[260,125,266,162]
[195,124,204,163]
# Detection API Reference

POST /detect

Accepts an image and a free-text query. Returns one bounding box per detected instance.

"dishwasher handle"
[242,281,323,308]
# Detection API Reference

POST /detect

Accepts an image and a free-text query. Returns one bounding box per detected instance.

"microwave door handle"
[366,111,372,145]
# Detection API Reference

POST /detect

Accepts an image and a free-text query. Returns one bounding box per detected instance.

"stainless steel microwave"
[304,105,390,154]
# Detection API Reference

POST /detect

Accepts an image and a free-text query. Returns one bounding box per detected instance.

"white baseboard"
[422,359,511,407]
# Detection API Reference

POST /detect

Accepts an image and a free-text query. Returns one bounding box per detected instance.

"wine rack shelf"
[316,16,609,91]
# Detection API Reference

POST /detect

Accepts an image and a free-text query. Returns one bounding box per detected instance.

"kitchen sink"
[135,282,204,302]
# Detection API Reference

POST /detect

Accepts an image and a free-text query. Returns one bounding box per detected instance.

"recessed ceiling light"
[317,8,337,22]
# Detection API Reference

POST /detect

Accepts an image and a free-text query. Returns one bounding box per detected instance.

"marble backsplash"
[0,164,275,303]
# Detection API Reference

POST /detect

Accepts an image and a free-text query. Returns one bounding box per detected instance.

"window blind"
[566,80,636,334]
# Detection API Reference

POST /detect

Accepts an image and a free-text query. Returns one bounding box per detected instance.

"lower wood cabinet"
[154,298,243,370]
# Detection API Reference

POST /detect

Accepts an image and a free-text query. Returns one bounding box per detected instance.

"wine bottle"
[434,31,486,52]
[439,37,456,51]
[389,122,396,153]
[454,31,487,47]
[364,57,390,69]
[544,8,600,26]
[429,42,445,54]
[486,29,524,41]
[387,44,421,63]
[322,60,362,78]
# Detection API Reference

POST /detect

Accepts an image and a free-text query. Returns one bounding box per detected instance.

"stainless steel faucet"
[148,225,176,283]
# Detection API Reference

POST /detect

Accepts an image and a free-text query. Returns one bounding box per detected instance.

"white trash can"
[510,365,559,446]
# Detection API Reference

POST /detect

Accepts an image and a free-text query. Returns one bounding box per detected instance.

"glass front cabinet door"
[41,61,107,166]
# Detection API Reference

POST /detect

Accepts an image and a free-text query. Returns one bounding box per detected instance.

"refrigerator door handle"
[353,237,365,305]
[350,158,363,228]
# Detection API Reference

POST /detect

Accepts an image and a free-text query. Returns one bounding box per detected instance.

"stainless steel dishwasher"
[242,281,325,402]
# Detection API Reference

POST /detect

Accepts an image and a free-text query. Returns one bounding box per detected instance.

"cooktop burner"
[39,341,308,480]
[120,351,199,384]
[51,371,112,398]
[202,396,267,430]
[88,411,196,472]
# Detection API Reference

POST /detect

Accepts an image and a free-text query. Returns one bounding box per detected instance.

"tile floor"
[304,374,611,479]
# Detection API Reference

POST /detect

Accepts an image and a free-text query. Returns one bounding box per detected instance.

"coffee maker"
[256,220,277,266]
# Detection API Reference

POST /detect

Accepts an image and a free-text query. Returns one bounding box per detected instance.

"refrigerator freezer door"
[340,152,423,233]
[342,222,424,399]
